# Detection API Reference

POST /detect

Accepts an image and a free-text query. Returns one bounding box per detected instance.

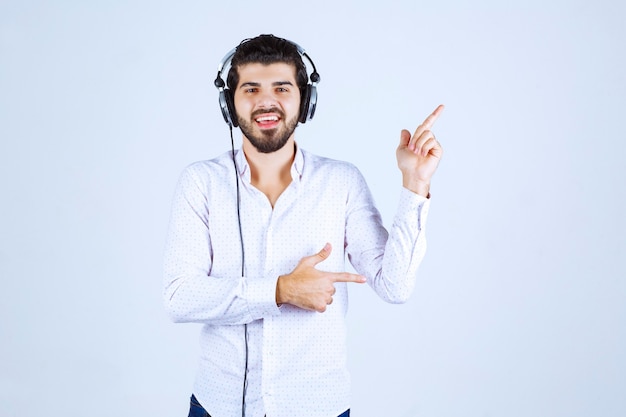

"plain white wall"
[1,1,624,416]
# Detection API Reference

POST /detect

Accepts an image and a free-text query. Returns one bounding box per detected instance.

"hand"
[276,243,366,312]
[396,104,444,197]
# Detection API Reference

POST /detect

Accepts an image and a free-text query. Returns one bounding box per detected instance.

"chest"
[208,179,348,276]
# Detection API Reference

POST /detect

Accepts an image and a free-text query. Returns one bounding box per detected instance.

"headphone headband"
[213,38,320,127]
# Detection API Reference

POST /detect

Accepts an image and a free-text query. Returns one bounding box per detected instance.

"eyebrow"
[239,81,295,88]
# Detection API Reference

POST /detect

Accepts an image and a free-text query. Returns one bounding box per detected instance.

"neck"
[242,136,296,206]
[243,136,296,176]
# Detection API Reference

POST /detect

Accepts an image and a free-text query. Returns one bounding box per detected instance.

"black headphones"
[213,38,321,127]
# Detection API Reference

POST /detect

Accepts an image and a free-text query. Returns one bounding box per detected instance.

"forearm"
[348,188,430,304]
[163,269,280,325]
[376,190,429,302]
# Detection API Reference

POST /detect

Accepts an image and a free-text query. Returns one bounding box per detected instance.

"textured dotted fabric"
[163,146,430,417]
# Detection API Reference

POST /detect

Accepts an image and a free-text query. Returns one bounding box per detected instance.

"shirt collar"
[291,143,304,180]
[235,143,304,183]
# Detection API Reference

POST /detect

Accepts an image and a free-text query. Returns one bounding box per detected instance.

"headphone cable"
[230,125,249,417]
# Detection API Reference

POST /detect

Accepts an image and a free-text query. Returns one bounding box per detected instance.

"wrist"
[276,275,288,306]
[402,175,431,197]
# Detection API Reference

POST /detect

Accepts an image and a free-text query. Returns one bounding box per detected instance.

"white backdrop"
[1,1,624,416]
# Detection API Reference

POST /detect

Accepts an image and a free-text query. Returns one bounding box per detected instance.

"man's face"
[233,62,301,153]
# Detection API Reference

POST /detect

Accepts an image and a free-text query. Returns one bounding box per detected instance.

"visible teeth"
[256,116,278,122]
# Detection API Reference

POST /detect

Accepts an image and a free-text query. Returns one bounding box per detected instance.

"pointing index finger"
[410,105,445,148]
[421,104,445,130]
[332,272,366,284]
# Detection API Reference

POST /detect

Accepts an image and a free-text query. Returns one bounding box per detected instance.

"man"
[164,34,443,417]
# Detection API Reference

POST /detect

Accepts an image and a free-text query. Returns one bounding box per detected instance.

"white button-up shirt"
[164,146,430,417]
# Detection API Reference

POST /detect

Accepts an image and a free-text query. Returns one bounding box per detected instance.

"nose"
[256,90,279,109]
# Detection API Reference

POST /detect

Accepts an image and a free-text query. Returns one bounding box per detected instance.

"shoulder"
[180,151,234,179]
[175,151,236,193]
[299,149,370,199]
[301,148,363,179]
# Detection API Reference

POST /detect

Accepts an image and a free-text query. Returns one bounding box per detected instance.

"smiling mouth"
[255,115,279,123]
[253,113,281,129]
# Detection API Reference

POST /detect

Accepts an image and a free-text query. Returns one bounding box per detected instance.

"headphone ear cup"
[307,85,317,122]
[299,85,312,124]
[224,89,238,127]
[218,89,236,127]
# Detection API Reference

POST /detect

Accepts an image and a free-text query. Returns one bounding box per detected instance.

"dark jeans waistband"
[189,394,350,417]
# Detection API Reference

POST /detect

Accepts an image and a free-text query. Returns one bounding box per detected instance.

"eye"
[245,87,258,93]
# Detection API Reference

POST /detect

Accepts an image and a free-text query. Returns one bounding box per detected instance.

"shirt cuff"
[245,275,281,320]
[397,187,431,231]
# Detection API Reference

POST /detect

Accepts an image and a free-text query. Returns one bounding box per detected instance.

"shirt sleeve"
[345,169,430,304]
[162,166,281,325]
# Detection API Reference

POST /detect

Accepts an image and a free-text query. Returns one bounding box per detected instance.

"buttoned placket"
[235,149,304,414]
[260,166,302,413]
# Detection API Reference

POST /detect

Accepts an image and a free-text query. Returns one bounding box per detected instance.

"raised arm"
[347,105,444,303]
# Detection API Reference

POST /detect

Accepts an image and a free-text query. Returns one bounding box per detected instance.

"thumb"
[303,242,332,267]
[398,129,411,148]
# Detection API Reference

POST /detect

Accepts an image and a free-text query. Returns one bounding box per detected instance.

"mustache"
[251,107,285,119]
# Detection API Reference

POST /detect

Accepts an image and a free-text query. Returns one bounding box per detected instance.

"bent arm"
[163,166,280,325]
[348,105,442,302]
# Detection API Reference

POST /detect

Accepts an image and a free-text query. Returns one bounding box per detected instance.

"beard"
[237,107,299,153]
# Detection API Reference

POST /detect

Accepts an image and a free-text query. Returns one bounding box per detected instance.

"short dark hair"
[226,34,308,93]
